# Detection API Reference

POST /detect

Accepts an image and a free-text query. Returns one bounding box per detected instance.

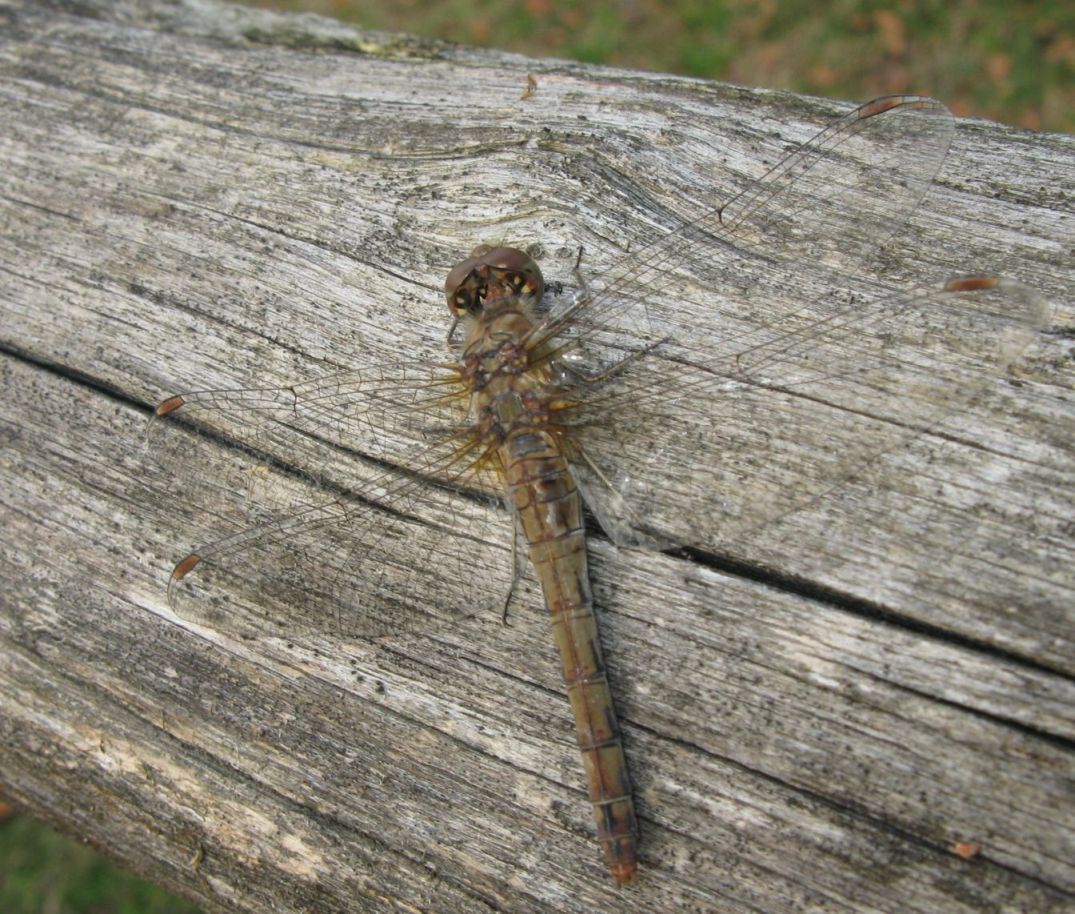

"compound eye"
[446,257,476,297]
[482,247,544,302]
[445,254,483,315]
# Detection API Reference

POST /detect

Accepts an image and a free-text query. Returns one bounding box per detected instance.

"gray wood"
[1,0,1073,911]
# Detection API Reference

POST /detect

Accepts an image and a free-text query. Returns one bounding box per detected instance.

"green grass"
[247,0,1074,133]
[0,812,202,914]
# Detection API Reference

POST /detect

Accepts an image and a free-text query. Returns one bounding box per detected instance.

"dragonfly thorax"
[475,385,555,446]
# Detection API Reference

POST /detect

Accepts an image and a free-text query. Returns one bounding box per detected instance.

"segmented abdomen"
[503,428,638,884]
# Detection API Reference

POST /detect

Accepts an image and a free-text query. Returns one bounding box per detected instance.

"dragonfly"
[145,95,1047,884]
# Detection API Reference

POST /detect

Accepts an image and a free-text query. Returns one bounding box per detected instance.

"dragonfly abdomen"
[502,430,639,883]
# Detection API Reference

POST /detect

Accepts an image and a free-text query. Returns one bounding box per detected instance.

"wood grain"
[1,1,1073,911]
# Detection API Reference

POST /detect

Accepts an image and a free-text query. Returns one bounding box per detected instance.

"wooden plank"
[1,0,1073,911]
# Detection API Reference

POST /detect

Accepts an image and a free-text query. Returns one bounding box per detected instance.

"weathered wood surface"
[1,0,1073,911]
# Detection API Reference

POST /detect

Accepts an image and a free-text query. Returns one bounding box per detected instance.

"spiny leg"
[445,315,461,348]
[556,244,668,384]
[557,335,669,385]
[572,244,590,304]
[500,517,528,624]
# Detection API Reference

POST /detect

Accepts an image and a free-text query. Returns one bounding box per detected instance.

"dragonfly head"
[445,245,544,317]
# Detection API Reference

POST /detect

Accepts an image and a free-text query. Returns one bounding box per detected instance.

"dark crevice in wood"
[681,542,1074,685]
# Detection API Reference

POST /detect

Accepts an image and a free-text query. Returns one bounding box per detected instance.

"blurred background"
[0,790,201,914]
[247,0,1072,133]
[6,2,1070,913]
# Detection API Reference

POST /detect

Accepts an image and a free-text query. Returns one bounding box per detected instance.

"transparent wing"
[142,364,516,641]
[498,94,1045,551]
[530,96,956,367]
[562,273,1048,551]
[710,95,955,264]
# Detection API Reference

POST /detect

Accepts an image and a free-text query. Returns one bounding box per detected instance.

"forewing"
[530,96,955,368]
[142,364,515,642]
[520,94,1046,551]
[712,95,954,265]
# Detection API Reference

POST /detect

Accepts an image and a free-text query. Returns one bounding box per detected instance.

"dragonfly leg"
[563,244,671,382]
[500,517,527,624]
[559,335,670,385]
[445,315,461,348]
[571,245,592,307]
